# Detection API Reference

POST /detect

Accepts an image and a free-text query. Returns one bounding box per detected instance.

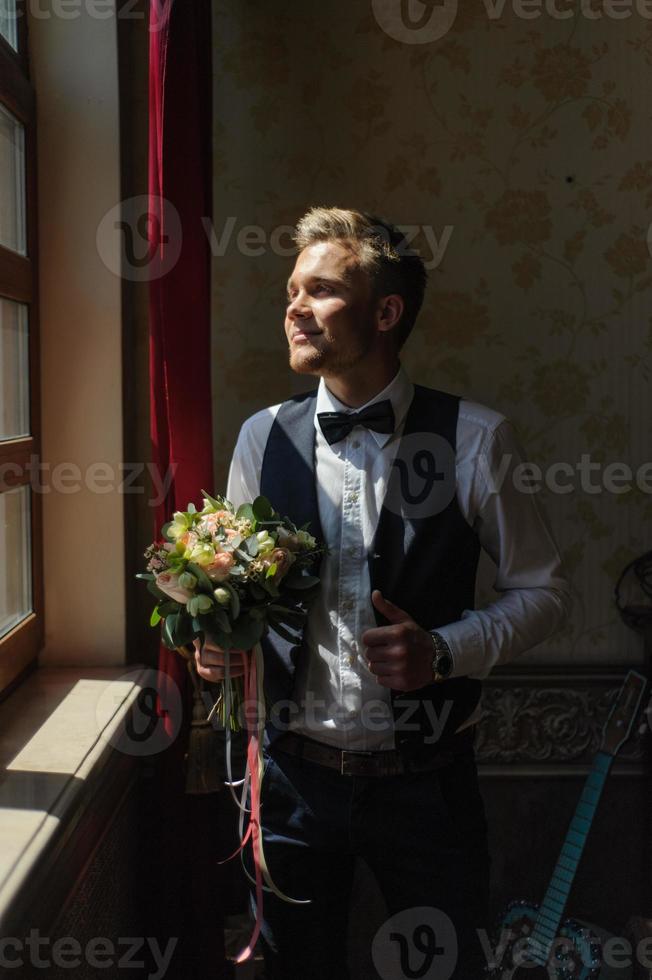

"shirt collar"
[314,362,414,448]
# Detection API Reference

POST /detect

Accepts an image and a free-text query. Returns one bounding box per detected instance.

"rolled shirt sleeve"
[436,418,572,680]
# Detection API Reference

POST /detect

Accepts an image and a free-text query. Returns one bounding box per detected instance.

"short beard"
[288,312,377,377]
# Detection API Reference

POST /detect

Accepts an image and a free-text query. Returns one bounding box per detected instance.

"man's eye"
[315,283,333,294]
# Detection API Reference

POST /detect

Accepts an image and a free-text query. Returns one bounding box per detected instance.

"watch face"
[436,653,453,678]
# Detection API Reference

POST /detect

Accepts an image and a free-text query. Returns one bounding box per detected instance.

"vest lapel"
[260,388,325,548]
[367,385,421,623]
[367,383,458,625]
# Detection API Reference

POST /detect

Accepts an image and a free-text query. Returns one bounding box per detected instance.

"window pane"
[0,0,17,52]
[0,484,32,640]
[0,102,25,255]
[0,297,29,439]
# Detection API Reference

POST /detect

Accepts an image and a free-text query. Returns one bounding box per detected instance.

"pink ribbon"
[216,646,263,963]
[217,642,311,963]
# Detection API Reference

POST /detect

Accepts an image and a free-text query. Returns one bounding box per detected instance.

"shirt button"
[349,491,359,503]
[347,653,356,666]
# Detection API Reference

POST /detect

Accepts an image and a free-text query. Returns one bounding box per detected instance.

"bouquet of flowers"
[138,489,327,964]
[137,490,327,730]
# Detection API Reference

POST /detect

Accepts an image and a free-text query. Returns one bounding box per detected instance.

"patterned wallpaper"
[211,1,652,666]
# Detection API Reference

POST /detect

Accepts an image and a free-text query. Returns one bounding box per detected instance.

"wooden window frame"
[0,1,43,699]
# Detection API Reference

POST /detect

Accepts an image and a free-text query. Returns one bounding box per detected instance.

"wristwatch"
[430,631,454,682]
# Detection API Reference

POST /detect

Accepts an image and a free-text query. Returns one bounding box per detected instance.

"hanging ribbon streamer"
[217,641,311,963]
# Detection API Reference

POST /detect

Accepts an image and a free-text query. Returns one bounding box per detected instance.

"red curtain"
[148,0,214,739]
[146,8,239,975]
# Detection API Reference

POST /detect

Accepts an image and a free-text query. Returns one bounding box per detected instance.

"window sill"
[0,664,147,936]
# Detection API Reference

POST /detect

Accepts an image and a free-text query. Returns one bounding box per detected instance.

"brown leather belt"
[272,726,476,777]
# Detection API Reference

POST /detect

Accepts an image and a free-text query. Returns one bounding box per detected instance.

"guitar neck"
[531,750,613,951]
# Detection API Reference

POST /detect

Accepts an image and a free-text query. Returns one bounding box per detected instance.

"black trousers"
[244,739,491,979]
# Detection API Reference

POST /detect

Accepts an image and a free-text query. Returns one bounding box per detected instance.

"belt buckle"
[340,748,373,776]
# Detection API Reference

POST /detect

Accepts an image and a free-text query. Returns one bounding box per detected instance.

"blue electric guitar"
[486,669,647,979]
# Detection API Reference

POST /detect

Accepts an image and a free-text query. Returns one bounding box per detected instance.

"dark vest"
[259,382,482,763]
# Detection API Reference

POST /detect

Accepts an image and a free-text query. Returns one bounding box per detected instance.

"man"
[195,207,571,979]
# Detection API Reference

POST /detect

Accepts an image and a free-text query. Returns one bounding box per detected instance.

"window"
[0,1,42,697]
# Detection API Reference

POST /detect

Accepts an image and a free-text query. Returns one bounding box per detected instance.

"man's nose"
[287,294,310,318]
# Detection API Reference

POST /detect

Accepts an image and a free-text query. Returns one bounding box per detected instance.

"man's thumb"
[371,589,412,623]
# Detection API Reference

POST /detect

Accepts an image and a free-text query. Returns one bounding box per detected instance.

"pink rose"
[266,547,296,581]
[276,527,300,551]
[205,551,235,581]
[155,571,193,603]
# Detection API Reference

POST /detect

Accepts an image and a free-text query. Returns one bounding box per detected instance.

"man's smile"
[292,329,322,342]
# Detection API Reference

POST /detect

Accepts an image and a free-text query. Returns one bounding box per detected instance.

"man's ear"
[376,293,404,334]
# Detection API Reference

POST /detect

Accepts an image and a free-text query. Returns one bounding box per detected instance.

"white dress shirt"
[226,363,571,751]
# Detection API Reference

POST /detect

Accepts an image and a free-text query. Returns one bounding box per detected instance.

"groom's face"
[285,240,380,378]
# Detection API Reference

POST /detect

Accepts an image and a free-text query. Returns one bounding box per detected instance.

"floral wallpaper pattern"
[211,1,652,665]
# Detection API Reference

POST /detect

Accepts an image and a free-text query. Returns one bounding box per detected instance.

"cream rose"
[155,571,193,604]
[266,547,296,581]
[276,527,301,551]
[205,551,235,581]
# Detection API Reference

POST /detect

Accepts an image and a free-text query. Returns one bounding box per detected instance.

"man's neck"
[321,360,401,409]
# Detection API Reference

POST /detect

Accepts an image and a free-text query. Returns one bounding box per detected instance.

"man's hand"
[360,590,438,691]
[193,636,247,682]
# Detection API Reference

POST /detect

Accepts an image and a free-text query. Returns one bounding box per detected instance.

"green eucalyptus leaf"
[158,600,180,617]
[252,496,274,521]
[236,503,255,523]
[162,613,179,649]
[244,534,259,557]
[186,562,214,595]
[261,577,280,598]
[212,608,233,634]
[221,581,241,619]
[147,580,169,602]
[228,615,266,649]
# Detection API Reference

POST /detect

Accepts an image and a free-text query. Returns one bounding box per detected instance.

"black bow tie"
[317,399,395,446]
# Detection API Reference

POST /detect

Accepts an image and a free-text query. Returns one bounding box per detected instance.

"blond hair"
[292,206,427,350]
